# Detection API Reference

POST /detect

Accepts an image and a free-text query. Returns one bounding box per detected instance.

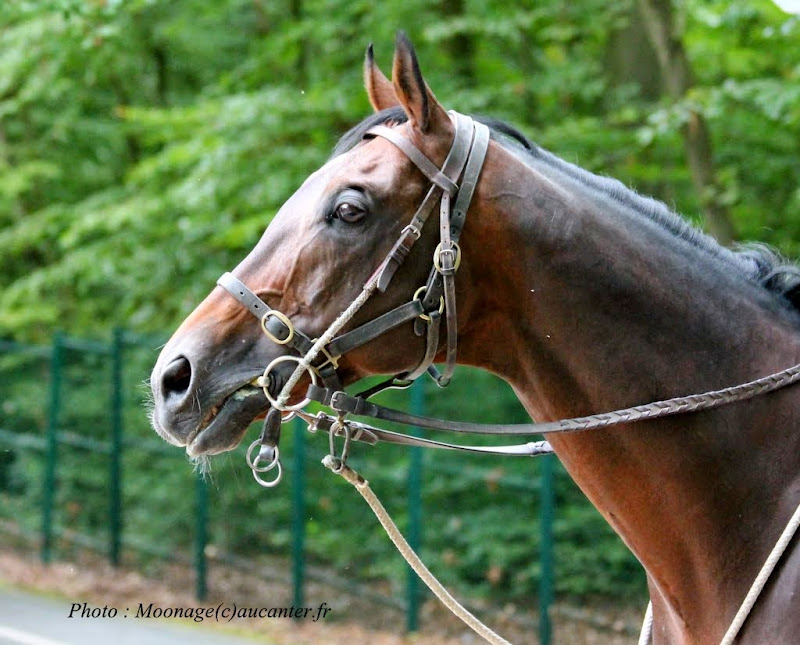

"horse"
[150,34,800,644]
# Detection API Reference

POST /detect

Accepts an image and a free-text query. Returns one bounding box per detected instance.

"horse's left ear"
[391,32,450,134]
[364,44,399,112]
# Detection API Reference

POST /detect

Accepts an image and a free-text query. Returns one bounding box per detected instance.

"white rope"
[720,498,800,645]
[323,456,513,645]
[638,601,653,645]
[275,280,378,409]
[638,500,800,644]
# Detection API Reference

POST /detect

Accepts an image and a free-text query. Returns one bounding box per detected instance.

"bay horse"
[150,35,800,643]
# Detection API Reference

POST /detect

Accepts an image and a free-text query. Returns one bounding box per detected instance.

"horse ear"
[391,32,449,134]
[364,44,399,112]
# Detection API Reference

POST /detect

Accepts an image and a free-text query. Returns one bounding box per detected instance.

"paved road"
[0,588,262,645]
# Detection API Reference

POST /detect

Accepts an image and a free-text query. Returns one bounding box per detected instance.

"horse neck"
[457,145,800,640]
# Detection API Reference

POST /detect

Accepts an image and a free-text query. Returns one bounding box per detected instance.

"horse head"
[150,34,493,456]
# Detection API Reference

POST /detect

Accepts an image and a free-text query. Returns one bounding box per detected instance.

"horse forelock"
[334,108,800,319]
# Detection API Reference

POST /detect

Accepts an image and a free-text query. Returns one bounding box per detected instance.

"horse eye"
[333,201,366,224]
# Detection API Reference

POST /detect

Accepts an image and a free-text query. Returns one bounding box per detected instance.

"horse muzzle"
[150,338,277,456]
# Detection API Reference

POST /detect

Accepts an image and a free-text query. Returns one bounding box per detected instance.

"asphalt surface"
[0,587,261,645]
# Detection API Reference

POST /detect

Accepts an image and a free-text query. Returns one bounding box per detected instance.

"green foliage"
[2,0,800,609]
[2,0,799,340]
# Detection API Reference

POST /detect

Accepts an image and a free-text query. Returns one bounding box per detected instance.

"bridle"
[218,111,557,483]
[220,110,490,392]
[217,110,800,487]
[216,110,800,645]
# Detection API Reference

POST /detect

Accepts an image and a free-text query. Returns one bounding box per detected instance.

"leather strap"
[327,298,425,357]
[307,410,554,457]
[217,273,312,353]
[401,309,441,381]
[371,112,478,383]
[367,116,473,292]
[438,120,490,385]
[219,272,438,379]
[218,272,272,320]
[365,125,458,195]
[311,388,571,436]
[217,273,337,387]
[452,122,490,240]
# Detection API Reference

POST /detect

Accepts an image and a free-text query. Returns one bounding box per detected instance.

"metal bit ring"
[261,355,319,412]
[246,439,280,473]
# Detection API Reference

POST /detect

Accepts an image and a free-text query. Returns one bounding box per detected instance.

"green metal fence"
[0,330,569,644]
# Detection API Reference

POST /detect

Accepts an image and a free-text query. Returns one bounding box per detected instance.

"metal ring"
[260,310,295,345]
[261,355,319,412]
[252,457,283,488]
[413,286,444,322]
[433,242,462,273]
[246,439,280,473]
[328,418,352,465]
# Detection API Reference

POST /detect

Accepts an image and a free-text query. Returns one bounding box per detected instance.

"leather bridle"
[218,111,555,485]
[221,111,487,387]
[217,111,800,490]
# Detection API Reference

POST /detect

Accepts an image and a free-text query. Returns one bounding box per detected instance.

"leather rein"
[217,111,800,489]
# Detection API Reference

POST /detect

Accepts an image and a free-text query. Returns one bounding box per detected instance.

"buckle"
[260,310,295,345]
[433,242,462,274]
[413,286,444,322]
[311,339,340,371]
[401,223,422,240]
[330,391,369,416]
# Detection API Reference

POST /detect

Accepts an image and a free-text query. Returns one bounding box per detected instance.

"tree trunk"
[637,0,736,245]
[605,6,661,101]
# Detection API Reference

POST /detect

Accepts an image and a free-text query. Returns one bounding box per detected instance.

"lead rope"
[322,455,513,645]
[638,499,800,645]
[331,448,800,645]
[638,602,654,645]
[721,498,800,645]
[274,279,378,410]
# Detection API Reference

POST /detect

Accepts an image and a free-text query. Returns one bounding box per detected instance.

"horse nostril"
[161,356,192,396]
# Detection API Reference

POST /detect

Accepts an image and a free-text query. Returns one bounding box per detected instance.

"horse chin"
[186,386,270,457]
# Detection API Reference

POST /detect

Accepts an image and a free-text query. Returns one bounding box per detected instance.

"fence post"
[406,379,424,632]
[195,471,208,601]
[539,454,555,645]
[42,332,63,564]
[291,417,306,615]
[109,328,124,566]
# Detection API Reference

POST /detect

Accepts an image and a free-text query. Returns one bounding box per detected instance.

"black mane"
[333,108,800,315]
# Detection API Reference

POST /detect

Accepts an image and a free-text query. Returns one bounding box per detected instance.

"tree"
[638,0,737,244]
[1,0,798,341]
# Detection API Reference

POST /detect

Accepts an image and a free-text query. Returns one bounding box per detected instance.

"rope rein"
[639,499,800,645]
[322,456,513,645]
[720,499,800,644]
[275,280,377,410]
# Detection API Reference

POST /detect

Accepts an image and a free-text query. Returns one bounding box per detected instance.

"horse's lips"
[186,389,269,457]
